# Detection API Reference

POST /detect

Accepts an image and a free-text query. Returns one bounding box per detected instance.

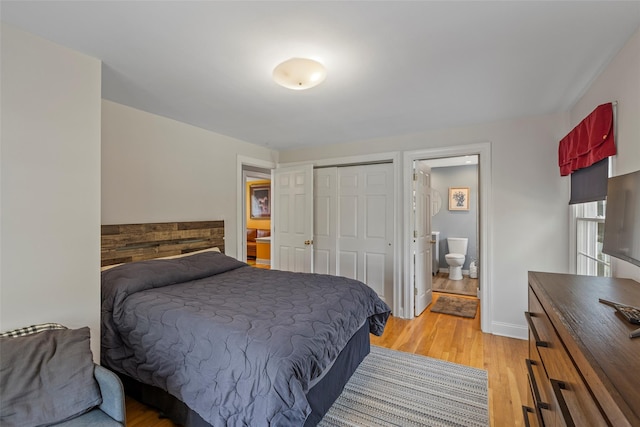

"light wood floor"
[371,291,529,427]
[246,258,271,269]
[125,290,529,427]
[432,271,478,296]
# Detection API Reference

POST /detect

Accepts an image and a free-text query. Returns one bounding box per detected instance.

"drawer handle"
[525,359,549,410]
[525,312,549,347]
[522,405,543,427]
[522,406,536,427]
[551,379,575,427]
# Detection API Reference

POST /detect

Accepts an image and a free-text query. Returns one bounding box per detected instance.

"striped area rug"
[318,345,489,427]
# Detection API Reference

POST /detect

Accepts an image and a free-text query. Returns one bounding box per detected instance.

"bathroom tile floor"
[432,272,478,296]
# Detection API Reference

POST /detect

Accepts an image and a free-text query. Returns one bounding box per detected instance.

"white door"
[414,161,432,316]
[313,168,337,275]
[272,164,314,272]
[337,164,394,302]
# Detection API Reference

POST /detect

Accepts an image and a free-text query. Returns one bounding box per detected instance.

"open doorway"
[244,170,272,268]
[403,143,491,332]
[237,156,275,264]
[421,156,479,298]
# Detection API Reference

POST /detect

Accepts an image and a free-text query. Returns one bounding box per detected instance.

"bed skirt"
[119,322,371,427]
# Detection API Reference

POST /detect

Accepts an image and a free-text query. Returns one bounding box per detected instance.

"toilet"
[445,237,468,280]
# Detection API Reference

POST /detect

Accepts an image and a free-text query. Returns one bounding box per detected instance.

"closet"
[313,164,394,303]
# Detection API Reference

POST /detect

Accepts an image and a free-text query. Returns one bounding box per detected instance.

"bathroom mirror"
[431,188,442,216]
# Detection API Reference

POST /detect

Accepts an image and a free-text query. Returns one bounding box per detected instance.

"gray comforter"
[101,251,390,426]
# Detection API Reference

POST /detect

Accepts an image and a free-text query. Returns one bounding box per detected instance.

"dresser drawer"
[522,405,541,427]
[527,288,558,349]
[526,358,552,426]
[528,287,608,426]
[544,345,608,426]
[528,272,640,426]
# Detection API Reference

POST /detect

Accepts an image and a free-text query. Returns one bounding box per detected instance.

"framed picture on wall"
[448,187,470,211]
[250,184,271,219]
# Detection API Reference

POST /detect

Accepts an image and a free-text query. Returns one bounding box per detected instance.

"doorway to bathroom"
[421,155,479,298]
[404,142,491,333]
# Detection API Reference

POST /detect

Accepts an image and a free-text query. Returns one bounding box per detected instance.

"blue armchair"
[0,324,126,427]
[55,364,126,426]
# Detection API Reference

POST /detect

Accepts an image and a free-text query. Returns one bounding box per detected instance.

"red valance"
[558,102,615,176]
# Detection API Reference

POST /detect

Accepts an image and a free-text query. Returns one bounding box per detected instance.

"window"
[574,200,610,277]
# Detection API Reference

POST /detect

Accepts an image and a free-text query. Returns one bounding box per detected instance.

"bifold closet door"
[337,164,394,302]
[314,168,337,276]
[313,164,394,301]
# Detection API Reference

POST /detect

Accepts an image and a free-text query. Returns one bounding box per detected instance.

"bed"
[100,221,391,427]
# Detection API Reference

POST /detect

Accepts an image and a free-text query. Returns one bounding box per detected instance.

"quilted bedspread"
[101,251,390,426]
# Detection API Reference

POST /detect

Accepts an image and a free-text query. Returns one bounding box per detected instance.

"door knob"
[304,240,313,245]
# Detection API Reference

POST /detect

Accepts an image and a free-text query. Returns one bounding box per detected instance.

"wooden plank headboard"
[101,220,224,267]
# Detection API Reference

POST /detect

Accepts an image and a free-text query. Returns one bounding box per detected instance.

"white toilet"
[445,237,468,280]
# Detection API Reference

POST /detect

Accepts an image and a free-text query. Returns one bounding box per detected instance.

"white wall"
[278,28,640,338]
[0,25,102,357]
[4,24,636,345]
[570,28,640,281]
[280,112,569,339]
[101,100,278,257]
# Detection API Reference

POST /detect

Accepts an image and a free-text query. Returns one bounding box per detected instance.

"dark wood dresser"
[524,271,640,427]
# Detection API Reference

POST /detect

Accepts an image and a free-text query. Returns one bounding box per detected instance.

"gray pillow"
[0,327,102,427]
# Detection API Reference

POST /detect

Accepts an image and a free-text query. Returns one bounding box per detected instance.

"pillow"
[100,263,122,272]
[155,246,221,260]
[0,322,66,338]
[100,247,221,271]
[0,327,102,426]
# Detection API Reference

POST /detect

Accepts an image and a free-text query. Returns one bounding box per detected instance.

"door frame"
[237,155,276,261]
[403,142,492,333]
[278,151,402,316]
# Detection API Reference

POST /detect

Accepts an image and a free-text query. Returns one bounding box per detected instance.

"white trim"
[403,142,493,333]
[278,151,403,317]
[247,171,271,181]
[491,321,528,340]
[237,155,276,261]
[569,204,578,274]
[280,151,398,168]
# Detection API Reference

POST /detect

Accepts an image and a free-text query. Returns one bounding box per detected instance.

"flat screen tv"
[603,169,640,268]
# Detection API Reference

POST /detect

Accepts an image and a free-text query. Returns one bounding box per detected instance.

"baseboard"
[490,321,528,340]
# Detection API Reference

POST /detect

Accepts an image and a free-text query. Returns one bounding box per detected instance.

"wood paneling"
[101,220,224,266]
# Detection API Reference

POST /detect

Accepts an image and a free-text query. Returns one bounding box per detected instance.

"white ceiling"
[2,1,639,150]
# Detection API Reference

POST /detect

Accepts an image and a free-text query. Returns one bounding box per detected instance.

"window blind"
[569,158,608,205]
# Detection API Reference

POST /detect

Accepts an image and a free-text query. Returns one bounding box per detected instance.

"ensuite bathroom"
[424,155,479,296]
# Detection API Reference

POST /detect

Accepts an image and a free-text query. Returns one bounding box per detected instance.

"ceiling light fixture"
[273,58,327,90]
